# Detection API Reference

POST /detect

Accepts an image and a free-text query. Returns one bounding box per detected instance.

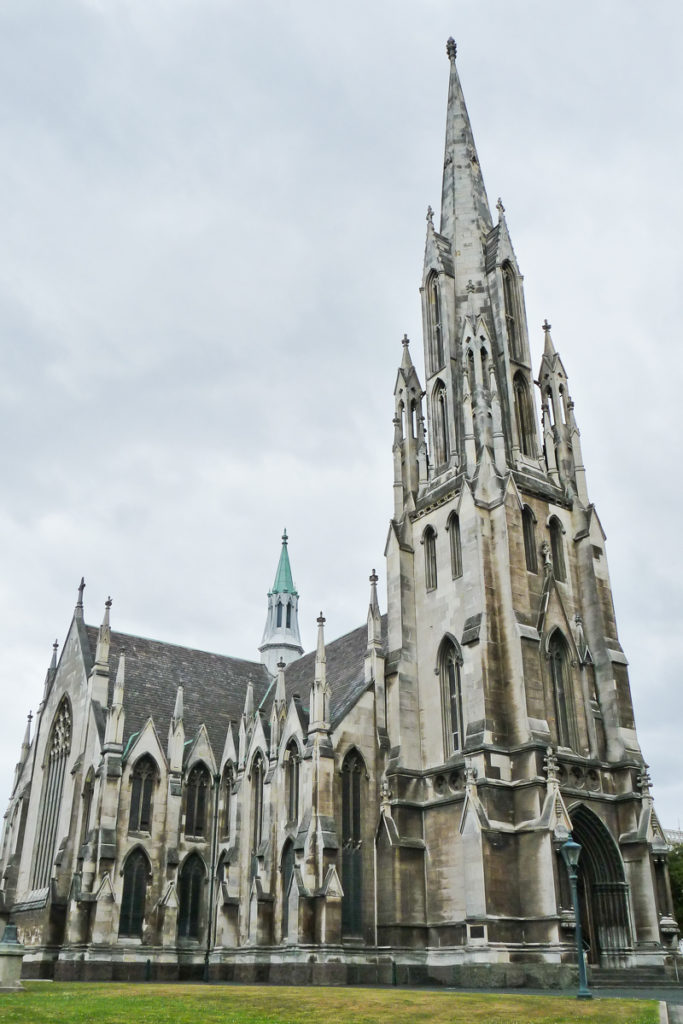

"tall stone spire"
[90,597,112,705]
[538,320,588,503]
[439,38,493,275]
[308,612,330,735]
[259,530,304,675]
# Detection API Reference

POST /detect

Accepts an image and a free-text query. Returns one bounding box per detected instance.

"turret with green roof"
[259,530,304,675]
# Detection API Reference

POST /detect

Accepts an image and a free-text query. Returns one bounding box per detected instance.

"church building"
[0,39,678,987]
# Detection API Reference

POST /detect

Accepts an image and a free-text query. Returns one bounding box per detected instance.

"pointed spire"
[112,651,126,708]
[440,39,493,249]
[243,678,254,720]
[172,683,184,725]
[367,570,382,650]
[400,333,413,372]
[259,531,304,673]
[94,597,112,669]
[75,577,85,620]
[271,529,297,595]
[274,658,287,710]
[309,612,330,733]
[542,318,557,358]
[20,711,33,761]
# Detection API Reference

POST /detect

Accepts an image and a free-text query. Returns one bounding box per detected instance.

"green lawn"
[0,983,659,1024]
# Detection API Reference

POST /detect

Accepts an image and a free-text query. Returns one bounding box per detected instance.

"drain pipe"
[204,771,221,982]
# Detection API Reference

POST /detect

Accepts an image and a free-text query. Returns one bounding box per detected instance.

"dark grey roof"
[275,615,388,731]
[85,626,271,762]
[84,612,387,759]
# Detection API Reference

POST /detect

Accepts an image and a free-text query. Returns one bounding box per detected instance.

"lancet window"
[129,755,157,833]
[549,516,567,582]
[431,380,450,468]
[31,698,72,889]
[427,272,444,371]
[502,261,521,360]
[184,763,211,838]
[447,512,462,578]
[341,750,364,937]
[513,372,535,458]
[423,526,437,591]
[178,853,205,940]
[119,848,150,938]
[220,762,234,841]
[251,753,265,854]
[522,505,538,573]
[284,740,300,823]
[548,630,578,750]
[440,639,464,756]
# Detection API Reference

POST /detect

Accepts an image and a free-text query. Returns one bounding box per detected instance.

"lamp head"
[561,837,582,869]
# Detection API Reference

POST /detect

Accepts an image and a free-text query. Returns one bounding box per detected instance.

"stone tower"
[259,529,303,674]
[381,38,676,967]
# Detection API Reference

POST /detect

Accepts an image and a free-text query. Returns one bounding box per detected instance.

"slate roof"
[273,614,388,731]
[85,626,271,762]
[84,612,387,759]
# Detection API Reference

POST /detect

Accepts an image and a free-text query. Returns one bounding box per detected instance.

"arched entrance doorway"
[569,805,632,965]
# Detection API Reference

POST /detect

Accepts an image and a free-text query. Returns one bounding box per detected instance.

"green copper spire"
[271,529,298,595]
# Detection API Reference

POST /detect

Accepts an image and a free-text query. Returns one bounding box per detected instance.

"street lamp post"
[561,837,592,999]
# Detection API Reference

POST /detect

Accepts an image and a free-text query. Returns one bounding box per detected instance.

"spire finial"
[369,569,378,586]
[282,528,288,545]
[496,197,505,216]
[543,319,552,333]
[77,577,85,606]
[317,611,325,626]
[401,333,410,348]
[426,205,434,225]
[446,37,457,61]
[50,639,59,669]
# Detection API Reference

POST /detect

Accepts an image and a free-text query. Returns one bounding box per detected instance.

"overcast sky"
[0,1,681,828]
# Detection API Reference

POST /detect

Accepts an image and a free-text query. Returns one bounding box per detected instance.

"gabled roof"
[85,626,271,761]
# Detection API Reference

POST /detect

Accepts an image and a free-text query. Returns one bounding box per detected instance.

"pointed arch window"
[79,767,95,855]
[281,840,295,939]
[548,630,578,750]
[251,753,265,855]
[522,505,538,574]
[513,372,535,458]
[502,261,521,361]
[31,697,72,889]
[427,272,444,371]
[129,755,157,833]
[440,639,464,756]
[184,763,211,838]
[284,740,300,823]
[422,526,437,591]
[276,601,283,628]
[341,749,364,937]
[431,380,450,468]
[220,762,234,841]
[549,516,566,582]
[119,848,150,938]
[447,512,462,579]
[178,853,205,940]
[286,602,292,629]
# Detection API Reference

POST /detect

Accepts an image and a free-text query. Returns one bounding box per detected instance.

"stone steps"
[589,966,683,989]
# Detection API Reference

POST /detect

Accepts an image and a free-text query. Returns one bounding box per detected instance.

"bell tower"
[259,530,304,675]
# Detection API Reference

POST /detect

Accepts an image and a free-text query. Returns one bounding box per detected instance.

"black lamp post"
[561,837,592,999]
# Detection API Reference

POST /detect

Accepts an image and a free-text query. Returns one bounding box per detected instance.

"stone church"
[0,40,678,986]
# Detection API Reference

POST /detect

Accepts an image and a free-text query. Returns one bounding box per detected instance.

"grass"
[0,983,659,1024]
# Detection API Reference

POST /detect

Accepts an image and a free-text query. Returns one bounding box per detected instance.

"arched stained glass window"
[220,762,234,841]
[119,848,150,938]
[184,763,210,838]
[341,750,364,937]
[31,698,72,889]
[129,755,157,833]
[178,853,205,940]
[514,372,535,458]
[447,512,462,578]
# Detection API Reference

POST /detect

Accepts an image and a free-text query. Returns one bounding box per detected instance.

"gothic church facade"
[0,40,678,986]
